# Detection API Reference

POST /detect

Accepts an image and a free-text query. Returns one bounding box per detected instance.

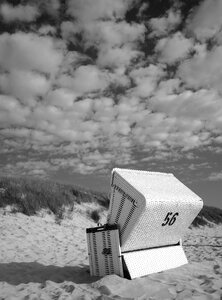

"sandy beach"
[0,207,221,300]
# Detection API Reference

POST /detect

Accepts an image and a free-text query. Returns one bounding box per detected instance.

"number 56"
[161,212,179,226]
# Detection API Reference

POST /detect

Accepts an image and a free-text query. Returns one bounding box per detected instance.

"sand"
[0,206,221,300]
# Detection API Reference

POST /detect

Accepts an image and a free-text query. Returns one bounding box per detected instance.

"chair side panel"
[107,183,144,248]
[86,226,123,277]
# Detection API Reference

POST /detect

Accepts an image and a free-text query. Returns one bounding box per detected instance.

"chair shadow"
[0,262,100,285]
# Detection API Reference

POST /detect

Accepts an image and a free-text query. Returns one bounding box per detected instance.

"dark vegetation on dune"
[192,205,222,227]
[0,176,109,223]
[0,176,221,226]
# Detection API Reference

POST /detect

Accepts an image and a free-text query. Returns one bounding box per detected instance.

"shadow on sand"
[0,262,100,285]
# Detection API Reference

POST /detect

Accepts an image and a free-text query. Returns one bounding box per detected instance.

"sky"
[0,0,222,209]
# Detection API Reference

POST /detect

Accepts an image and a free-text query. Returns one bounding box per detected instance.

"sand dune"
[0,207,221,299]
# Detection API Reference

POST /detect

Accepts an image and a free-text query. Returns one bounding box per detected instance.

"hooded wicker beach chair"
[86,168,203,278]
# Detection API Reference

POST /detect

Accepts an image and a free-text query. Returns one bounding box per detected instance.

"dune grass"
[0,176,221,227]
[192,205,222,227]
[0,176,109,222]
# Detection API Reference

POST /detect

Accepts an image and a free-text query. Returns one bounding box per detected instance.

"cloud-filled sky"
[0,0,222,208]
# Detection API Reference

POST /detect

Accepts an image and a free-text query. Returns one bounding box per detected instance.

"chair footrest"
[122,243,188,279]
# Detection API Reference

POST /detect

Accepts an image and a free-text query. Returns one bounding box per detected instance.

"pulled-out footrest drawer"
[122,241,188,279]
[86,224,123,277]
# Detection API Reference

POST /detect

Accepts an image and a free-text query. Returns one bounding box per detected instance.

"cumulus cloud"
[178,45,222,92]
[187,0,222,41]
[37,0,60,16]
[38,25,56,36]
[66,1,145,72]
[67,0,128,22]
[61,21,79,42]
[72,65,109,94]
[149,9,181,37]
[151,89,222,128]
[155,32,193,64]
[46,89,77,108]
[57,64,110,94]
[83,20,145,48]
[129,64,165,98]
[215,136,222,144]
[0,95,30,126]
[188,162,210,171]
[97,45,141,69]
[148,88,222,150]
[0,70,50,106]
[1,160,53,178]
[209,171,222,181]
[0,3,39,23]
[0,32,63,75]
[156,78,181,96]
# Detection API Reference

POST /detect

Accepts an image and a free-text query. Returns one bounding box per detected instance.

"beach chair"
[86,168,203,278]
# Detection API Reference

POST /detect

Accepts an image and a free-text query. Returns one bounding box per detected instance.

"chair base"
[86,224,187,279]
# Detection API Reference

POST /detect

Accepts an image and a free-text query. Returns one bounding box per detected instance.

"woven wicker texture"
[108,168,203,252]
[107,185,144,247]
[123,243,188,278]
[86,226,123,277]
[113,168,201,203]
[122,201,202,252]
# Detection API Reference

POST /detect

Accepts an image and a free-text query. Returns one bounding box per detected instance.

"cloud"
[149,9,181,37]
[61,21,80,42]
[151,88,222,128]
[57,64,110,94]
[155,32,193,64]
[209,171,222,181]
[186,0,222,41]
[1,128,57,146]
[1,160,53,178]
[46,89,77,108]
[97,45,141,69]
[0,70,50,106]
[0,32,63,75]
[156,78,181,96]
[129,64,165,98]
[77,19,145,70]
[66,1,144,71]
[83,20,145,48]
[151,89,222,121]
[67,0,128,22]
[188,162,210,171]
[0,3,39,23]
[38,25,56,36]
[178,45,222,92]
[37,0,60,16]
[140,150,180,163]
[47,0,60,13]
[72,65,109,94]
[215,136,222,144]
[27,99,98,144]
[0,95,30,126]
[147,88,222,150]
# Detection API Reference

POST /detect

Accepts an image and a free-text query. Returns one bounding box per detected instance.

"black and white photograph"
[0,0,222,299]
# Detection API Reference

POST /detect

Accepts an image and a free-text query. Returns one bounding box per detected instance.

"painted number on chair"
[161,212,179,226]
